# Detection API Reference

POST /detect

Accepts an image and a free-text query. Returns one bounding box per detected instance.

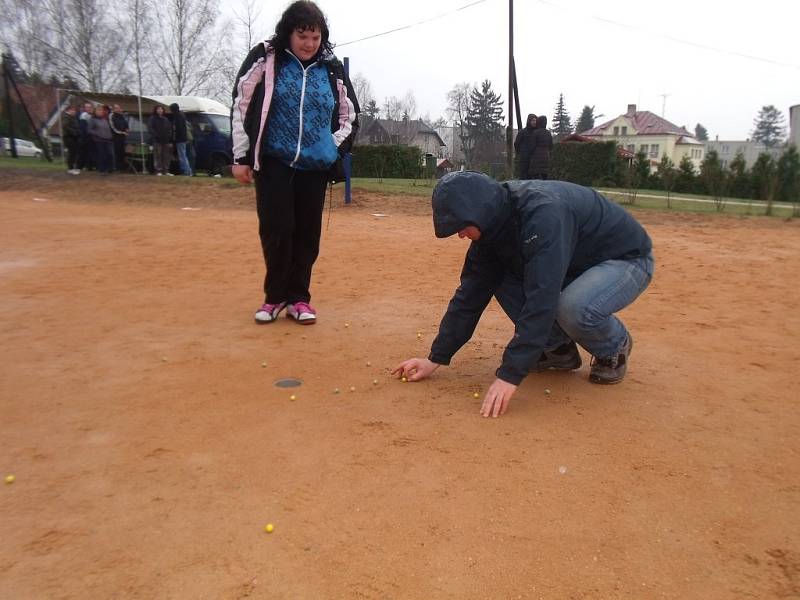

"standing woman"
[148,105,172,176]
[231,0,359,325]
[529,115,553,180]
[513,113,537,179]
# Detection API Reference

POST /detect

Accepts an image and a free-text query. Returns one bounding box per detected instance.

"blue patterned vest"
[263,52,338,171]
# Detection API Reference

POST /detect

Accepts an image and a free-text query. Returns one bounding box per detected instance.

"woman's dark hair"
[270,1,332,57]
[526,113,537,128]
[152,105,165,116]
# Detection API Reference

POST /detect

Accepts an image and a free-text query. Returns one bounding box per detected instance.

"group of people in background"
[514,113,553,180]
[61,101,193,177]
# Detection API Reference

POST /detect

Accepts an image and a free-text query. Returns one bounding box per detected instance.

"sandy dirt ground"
[1,170,799,599]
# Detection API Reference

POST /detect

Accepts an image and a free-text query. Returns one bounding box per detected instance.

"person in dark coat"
[62,105,81,174]
[513,113,537,179]
[528,115,553,180]
[109,104,129,171]
[169,102,192,176]
[392,171,654,418]
[148,105,172,175]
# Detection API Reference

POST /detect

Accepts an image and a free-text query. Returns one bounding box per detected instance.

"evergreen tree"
[699,150,728,208]
[694,123,709,141]
[776,146,800,203]
[575,105,599,134]
[675,155,697,193]
[363,99,380,118]
[751,105,787,148]
[551,93,573,137]
[655,155,674,187]
[655,155,676,208]
[2,51,29,84]
[633,150,651,187]
[465,79,504,168]
[750,152,777,201]
[727,151,751,199]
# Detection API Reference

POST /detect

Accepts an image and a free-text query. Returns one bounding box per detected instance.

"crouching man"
[392,172,654,418]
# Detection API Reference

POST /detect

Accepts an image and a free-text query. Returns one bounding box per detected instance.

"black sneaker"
[533,341,582,371]
[589,335,633,385]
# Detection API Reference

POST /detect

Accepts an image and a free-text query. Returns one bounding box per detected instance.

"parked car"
[2,137,43,158]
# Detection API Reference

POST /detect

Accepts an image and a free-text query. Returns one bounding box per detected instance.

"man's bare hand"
[480,378,518,418]
[391,358,439,382]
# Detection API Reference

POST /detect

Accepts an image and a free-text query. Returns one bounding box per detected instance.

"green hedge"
[551,141,620,186]
[351,145,423,179]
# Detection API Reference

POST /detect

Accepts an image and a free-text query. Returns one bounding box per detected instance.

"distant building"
[582,104,704,171]
[790,104,800,149]
[434,125,466,163]
[360,116,446,158]
[704,139,782,169]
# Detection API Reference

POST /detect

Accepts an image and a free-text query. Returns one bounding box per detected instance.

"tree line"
[0,0,238,99]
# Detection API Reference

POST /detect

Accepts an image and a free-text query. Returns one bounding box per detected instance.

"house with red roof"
[581,104,704,171]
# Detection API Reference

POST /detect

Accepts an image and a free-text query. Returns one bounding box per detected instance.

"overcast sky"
[221,0,798,140]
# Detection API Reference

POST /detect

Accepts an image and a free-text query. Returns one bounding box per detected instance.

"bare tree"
[39,0,131,91]
[351,73,374,111]
[447,82,473,164]
[149,0,230,97]
[124,0,151,93]
[383,96,403,120]
[233,0,263,55]
[0,0,51,79]
[402,89,417,119]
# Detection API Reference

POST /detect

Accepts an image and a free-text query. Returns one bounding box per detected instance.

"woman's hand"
[391,358,439,382]
[232,164,253,184]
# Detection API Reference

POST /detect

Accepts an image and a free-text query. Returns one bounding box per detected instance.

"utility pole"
[659,92,671,118]
[506,0,514,178]
[2,54,18,158]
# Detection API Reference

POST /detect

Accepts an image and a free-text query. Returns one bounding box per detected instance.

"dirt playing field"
[1,169,799,599]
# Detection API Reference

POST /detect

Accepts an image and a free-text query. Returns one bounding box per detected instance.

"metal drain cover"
[274,378,302,388]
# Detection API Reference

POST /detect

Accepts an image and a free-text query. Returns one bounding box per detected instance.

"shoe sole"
[287,314,316,325]
[254,304,287,324]
[534,360,582,372]
[589,374,624,385]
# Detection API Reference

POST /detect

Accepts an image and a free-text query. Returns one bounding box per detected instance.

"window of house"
[613,126,619,135]
[640,144,648,154]
[722,145,729,155]
[721,160,728,168]
[621,126,628,135]
[649,144,659,158]
[627,144,635,153]
[391,134,399,144]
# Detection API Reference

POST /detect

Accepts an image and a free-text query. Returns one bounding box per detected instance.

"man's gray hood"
[431,171,511,240]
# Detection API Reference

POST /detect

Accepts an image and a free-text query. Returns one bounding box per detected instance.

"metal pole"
[56,88,66,170]
[3,54,18,158]
[506,0,514,178]
[343,56,352,204]
[137,85,145,175]
[512,57,521,132]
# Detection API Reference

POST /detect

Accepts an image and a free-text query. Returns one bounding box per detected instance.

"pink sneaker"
[254,301,286,324]
[287,301,316,325]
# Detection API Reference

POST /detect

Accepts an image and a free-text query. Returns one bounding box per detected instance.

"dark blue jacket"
[429,172,652,385]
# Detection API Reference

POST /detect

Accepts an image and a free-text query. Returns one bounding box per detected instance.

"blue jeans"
[175,142,192,175]
[495,252,654,361]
